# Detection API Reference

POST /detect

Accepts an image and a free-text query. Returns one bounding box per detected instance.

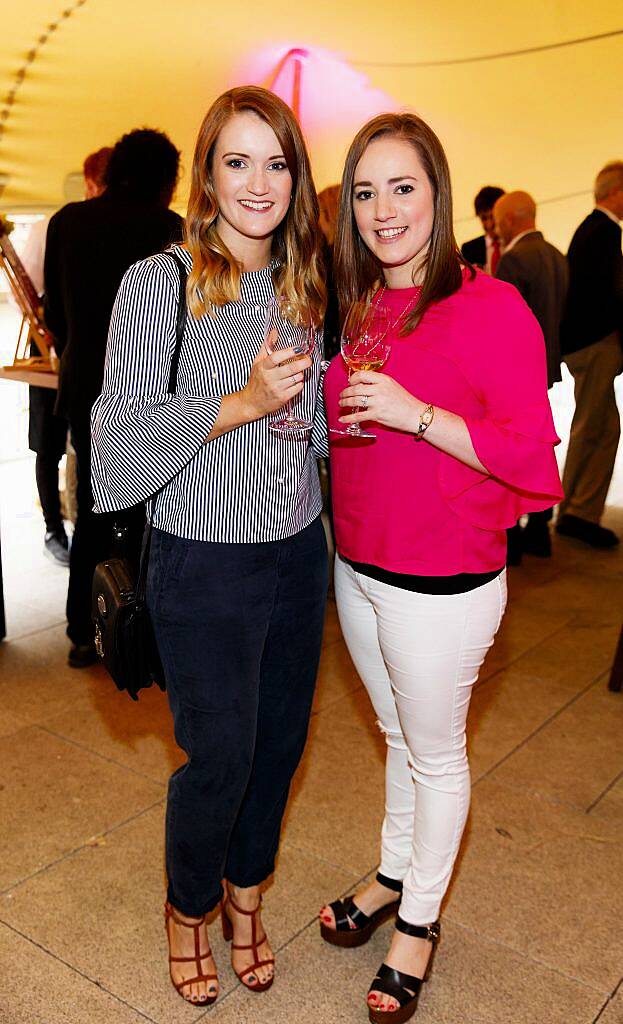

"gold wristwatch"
[414,403,434,440]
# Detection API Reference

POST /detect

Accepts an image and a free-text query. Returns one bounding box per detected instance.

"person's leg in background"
[522,507,553,557]
[557,333,622,548]
[36,453,69,564]
[523,371,558,558]
[29,385,69,565]
[506,522,523,566]
[66,415,114,665]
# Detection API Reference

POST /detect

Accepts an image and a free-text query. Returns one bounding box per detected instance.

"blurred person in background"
[461,185,505,274]
[557,161,623,549]
[494,190,568,562]
[318,184,341,360]
[20,147,112,566]
[317,184,342,542]
[318,182,340,247]
[44,129,183,667]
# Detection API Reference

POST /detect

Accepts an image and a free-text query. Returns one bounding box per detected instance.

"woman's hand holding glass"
[338,370,426,434]
[263,299,316,435]
[330,301,391,439]
[239,339,311,422]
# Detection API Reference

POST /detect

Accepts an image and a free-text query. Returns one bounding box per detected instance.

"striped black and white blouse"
[91,245,330,543]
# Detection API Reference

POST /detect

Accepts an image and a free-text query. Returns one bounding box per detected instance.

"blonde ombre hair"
[185,86,326,323]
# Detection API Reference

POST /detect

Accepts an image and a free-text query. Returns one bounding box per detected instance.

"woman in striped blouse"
[91,87,327,1006]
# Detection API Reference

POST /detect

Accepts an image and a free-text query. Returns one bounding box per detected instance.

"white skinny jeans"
[334,556,507,925]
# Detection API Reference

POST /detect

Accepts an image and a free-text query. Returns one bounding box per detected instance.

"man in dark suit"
[44,129,184,666]
[556,161,623,549]
[22,147,112,567]
[494,191,568,560]
[461,185,505,273]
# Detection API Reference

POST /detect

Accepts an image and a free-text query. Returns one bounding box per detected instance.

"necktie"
[491,238,501,275]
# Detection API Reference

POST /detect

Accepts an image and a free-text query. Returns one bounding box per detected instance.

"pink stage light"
[233,45,397,134]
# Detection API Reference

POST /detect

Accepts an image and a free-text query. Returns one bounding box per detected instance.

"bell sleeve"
[438,287,563,531]
[91,258,221,513]
[311,359,329,459]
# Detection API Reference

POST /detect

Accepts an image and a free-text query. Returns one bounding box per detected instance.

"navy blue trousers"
[147,517,328,917]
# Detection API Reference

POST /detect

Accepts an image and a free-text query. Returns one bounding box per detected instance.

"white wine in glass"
[330,301,391,439]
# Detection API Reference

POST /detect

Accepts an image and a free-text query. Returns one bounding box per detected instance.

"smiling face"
[352,135,435,287]
[211,111,293,263]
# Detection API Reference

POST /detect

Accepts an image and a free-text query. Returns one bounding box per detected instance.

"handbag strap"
[167,250,188,394]
[136,250,188,605]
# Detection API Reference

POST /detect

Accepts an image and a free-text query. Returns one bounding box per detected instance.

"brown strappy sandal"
[221,886,275,993]
[164,901,219,1006]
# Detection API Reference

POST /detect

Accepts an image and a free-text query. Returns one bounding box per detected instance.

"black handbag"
[92,252,188,700]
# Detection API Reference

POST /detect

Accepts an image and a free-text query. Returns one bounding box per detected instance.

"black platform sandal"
[320,872,403,948]
[367,916,440,1023]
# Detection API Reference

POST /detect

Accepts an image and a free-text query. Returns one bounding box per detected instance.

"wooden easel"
[0,225,57,388]
[0,225,60,641]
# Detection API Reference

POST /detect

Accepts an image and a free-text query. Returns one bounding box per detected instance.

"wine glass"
[330,301,391,439]
[264,298,316,436]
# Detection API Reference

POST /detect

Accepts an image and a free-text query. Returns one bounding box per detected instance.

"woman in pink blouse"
[318,113,563,1023]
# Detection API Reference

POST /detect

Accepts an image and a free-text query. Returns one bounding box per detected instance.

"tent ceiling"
[1,0,621,249]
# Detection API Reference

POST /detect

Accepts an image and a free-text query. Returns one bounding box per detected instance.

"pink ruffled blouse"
[324,271,564,575]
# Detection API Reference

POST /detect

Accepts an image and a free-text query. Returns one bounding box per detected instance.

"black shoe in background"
[44,529,70,566]
[68,643,97,669]
[555,514,619,549]
[522,521,552,558]
[506,523,523,566]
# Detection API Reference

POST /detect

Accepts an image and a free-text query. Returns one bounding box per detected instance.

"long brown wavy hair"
[335,112,472,334]
[185,86,325,323]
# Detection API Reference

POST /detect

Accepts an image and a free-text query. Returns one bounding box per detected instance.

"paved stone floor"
[0,449,622,1023]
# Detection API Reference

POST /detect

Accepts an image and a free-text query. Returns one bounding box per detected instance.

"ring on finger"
[360,394,369,410]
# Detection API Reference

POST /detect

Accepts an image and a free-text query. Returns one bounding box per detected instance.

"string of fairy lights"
[2,14,621,149]
[0,13,620,213]
[0,1,90,147]
[353,28,622,68]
